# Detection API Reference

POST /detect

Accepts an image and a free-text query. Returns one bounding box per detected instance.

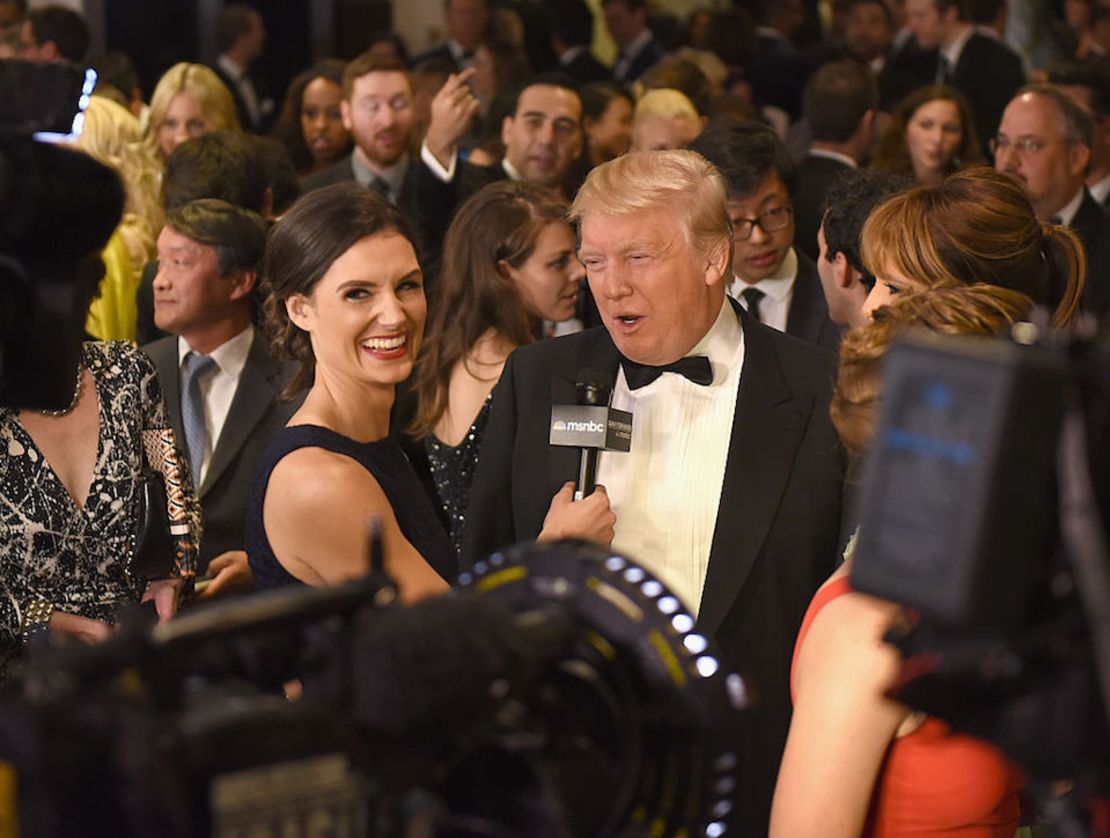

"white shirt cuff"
[420,140,457,183]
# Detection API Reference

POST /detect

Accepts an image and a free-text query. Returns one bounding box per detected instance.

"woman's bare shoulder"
[267,446,388,514]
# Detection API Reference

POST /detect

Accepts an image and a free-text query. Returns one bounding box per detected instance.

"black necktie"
[369,177,391,203]
[621,355,713,390]
[741,287,766,323]
[937,55,953,85]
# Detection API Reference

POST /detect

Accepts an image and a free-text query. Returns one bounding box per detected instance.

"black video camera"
[850,316,1110,829]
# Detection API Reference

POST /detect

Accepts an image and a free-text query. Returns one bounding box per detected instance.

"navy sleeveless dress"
[246,425,457,590]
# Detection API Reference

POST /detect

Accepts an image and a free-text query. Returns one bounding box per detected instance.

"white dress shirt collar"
[807,148,858,169]
[1089,172,1110,206]
[179,325,254,376]
[1055,186,1086,228]
[217,54,246,82]
[729,248,798,333]
[940,25,974,74]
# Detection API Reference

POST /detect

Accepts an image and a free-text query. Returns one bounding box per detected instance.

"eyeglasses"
[989,135,1046,157]
[731,206,793,241]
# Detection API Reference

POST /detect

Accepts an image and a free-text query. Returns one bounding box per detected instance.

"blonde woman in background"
[630,88,704,151]
[144,62,239,166]
[73,95,164,340]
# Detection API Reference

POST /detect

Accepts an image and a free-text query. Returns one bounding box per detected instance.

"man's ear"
[833,252,854,289]
[40,40,59,61]
[704,238,732,287]
[1069,141,1092,180]
[228,269,258,301]
[501,113,515,148]
[340,99,353,133]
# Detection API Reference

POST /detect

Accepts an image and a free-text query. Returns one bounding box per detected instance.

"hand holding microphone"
[540,368,633,546]
[539,482,616,547]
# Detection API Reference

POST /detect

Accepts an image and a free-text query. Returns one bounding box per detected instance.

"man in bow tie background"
[462,149,845,837]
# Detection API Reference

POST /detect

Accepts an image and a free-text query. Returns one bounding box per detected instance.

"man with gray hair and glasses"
[993,83,1110,314]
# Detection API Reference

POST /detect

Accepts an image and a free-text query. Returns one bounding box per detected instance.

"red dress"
[790,576,1025,837]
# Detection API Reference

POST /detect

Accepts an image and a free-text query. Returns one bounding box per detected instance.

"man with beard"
[301,53,418,218]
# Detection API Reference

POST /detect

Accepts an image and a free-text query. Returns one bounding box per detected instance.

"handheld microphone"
[550,368,633,500]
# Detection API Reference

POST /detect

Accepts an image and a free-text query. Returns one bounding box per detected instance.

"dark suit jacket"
[613,34,666,84]
[946,33,1025,157]
[411,42,461,72]
[561,48,610,86]
[300,152,417,212]
[411,154,508,282]
[751,30,813,121]
[789,251,841,352]
[878,34,936,112]
[794,154,854,262]
[1069,189,1110,315]
[210,60,273,134]
[461,301,845,835]
[301,152,423,259]
[143,328,302,574]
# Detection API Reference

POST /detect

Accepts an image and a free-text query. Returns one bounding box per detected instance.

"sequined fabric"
[423,395,493,556]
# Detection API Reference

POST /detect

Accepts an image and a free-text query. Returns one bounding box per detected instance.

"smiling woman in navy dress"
[246,183,454,599]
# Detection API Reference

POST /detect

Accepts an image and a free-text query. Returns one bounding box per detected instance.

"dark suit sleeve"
[459,350,523,567]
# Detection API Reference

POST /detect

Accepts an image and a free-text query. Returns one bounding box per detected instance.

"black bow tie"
[621,355,713,390]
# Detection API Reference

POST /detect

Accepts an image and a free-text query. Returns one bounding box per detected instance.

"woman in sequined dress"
[405,181,585,554]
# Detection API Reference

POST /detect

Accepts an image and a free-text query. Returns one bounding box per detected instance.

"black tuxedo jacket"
[143,329,302,573]
[945,33,1025,157]
[461,300,845,835]
[793,154,853,262]
[1070,189,1110,315]
[789,251,841,352]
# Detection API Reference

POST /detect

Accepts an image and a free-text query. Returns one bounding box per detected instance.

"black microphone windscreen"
[575,367,613,406]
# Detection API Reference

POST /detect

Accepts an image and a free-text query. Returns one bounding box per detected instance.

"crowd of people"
[0,0,1105,834]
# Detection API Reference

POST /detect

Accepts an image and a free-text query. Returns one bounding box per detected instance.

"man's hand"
[141,577,186,623]
[49,611,112,644]
[426,68,481,169]
[197,550,254,600]
[538,482,617,547]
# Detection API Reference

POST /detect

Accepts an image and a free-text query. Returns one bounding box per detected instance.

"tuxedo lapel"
[698,304,814,635]
[200,330,283,497]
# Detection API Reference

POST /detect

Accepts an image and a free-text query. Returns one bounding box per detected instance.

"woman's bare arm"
[263,447,448,602]
[769,589,909,838]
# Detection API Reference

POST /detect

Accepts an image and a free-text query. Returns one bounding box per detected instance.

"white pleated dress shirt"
[596,299,744,615]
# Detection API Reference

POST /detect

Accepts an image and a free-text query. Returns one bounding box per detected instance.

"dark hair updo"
[262,182,418,396]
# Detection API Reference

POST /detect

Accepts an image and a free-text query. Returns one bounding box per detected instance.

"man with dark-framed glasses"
[690,121,840,351]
